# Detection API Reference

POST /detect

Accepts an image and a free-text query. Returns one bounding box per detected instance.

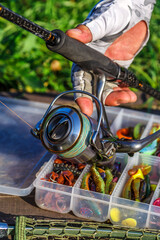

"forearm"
[83,0,132,41]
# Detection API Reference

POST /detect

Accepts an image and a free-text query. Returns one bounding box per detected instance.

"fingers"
[76,87,137,116]
[105,87,137,106]
[66,25,92,44]
[76,97,93,116]
[66,26,94,116]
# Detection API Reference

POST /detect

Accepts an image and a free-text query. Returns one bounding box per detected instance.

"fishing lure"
[97,167,106,180]
[128,164,151,176]
[62,170,74,186]
[105,168,113,194]
[140,140,157,155]
[132,178,141,202]
[90,165,105,194]
[90,181,96,191]
[80,207,93,218]
[116,128,133,140]
[139,179,147,201]
[142,191,154,204]
[113,162,121,176]
[53,163,82,176]
[122,177,133,200]
[50,172,59,182]
[153,197,160,206]
[81,172,91,190]
[109,181,117,195]
[56,197,68,212]
[144,175,151,198]
[122,169,144,199]
[54,158,64,164]
[133,123,144,139]
[79,199,102,217]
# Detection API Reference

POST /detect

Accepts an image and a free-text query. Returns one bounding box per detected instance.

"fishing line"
[0,100,33,129]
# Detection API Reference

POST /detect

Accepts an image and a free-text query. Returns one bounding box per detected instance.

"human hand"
[66,1,150,115]
[66,24,137,116]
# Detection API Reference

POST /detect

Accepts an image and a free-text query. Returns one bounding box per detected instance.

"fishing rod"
[0,4,160,100]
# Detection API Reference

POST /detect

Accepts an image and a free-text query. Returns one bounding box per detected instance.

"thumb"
[66,25,92,44]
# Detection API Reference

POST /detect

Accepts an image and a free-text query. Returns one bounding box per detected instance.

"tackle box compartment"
[34,155,75,214]
[110,153,160,229]
[72,153,129,222]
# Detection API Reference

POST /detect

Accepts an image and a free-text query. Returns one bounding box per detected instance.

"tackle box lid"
[0,96,53,196]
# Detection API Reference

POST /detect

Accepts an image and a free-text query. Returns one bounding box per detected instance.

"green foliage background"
[0,0,160,93]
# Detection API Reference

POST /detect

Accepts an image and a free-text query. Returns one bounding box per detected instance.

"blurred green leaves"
[130,2,160,91]
[0,0,159,94]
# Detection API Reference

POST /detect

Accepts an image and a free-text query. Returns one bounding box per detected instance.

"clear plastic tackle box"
[33,107,160,229]
[1,96,160,229]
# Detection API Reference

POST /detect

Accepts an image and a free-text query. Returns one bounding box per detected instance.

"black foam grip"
[46,29,120,78]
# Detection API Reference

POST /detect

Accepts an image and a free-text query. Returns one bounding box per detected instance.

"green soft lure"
[109,181,117,195]
[122,177,133,199]
[133,123,144,139]
[145,175,151,198]
[90,165,105,194]
[105,168,113,194]
[132,178,141,202]
[81,172,91,190]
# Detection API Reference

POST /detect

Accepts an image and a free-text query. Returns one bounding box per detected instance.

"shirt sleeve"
[83,1,132,42]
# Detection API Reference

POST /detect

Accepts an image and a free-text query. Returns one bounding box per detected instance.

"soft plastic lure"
[132,178,141,202]
[97,167,106,180]
[90,165,105,194]
[144,175,151,198]
[116,128,133,140]
[109,181,117,195]
[105,168,113,194]
[62,170,74,186]
[133,123,144,139]
[128,164,151,176]
[81,172,91,190]
[143,191,154,204]
[139,179,147,201]
[122,169,144,199]
[80,199,102,217]
[140,140,157,155]
[122,177,134,199]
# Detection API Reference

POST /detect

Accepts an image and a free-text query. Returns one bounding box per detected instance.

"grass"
[0,0,159,95]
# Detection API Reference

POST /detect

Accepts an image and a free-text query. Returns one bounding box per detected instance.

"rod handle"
[46,29,120,78]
